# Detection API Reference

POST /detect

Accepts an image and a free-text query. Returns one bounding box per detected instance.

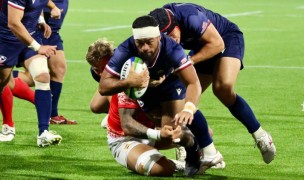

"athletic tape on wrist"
[28,40,41,51]
[38,16,46,24]
[182,101,197,115]
[146,128,161,140]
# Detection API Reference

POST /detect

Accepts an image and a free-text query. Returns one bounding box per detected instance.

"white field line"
[83,11,262,32]
[223,11,262,17]
[67,59,304,70]
[84,25,130,32]
[69,9,146,14]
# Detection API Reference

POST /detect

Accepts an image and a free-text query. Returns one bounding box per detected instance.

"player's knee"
[135,149,173,176]
[50,64,66,80]
[149,157,175,176]
[90,104,102,114]
[212,82,234,99]
[28,56,50,90]
[33,73,50,90]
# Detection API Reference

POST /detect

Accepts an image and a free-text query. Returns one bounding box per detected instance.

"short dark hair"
[149,8,177,34]
[132,15,159,28]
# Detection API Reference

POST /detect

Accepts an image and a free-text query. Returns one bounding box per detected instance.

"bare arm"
[119,108,149,138]
[176,65,201,106]
[47,0,62,19]
[174,65,202,125]
[7,6,56,57]
[98,71,132,96]
[190,23,225,64]
[99,65,149,96]
[7,6,35,46]
[119,108,182,141]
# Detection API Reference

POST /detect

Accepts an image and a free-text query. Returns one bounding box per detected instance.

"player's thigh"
[161,99,185,126]
[213,57,240,89]
[48,50,66,74]
[0,67,13,89]
[197,73,212,93]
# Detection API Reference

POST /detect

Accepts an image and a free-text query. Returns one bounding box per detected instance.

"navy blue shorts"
[192,30,245,74]
[137,75,186,112]
[0,33,40,67]
[42,32,64,50]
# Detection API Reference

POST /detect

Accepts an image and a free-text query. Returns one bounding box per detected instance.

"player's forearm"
[191,42,224,64]
[121,116,149,138]
[99,78,131,96]
[8,20,35,46]
[185,83,201,107]
[47,0,56,9]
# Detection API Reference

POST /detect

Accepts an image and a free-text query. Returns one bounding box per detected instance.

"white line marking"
[67,60,304,70]
[82,11,263,32]
[69,9,146,14]
[223,11,262,17]
[245,65,304,70]
[84,25,130,32]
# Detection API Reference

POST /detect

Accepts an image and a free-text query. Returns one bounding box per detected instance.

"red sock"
[12,78,35,104]
[1,86,14,127]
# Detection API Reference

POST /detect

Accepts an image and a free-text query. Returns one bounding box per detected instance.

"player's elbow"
[216,38,225,53]
[7,20,19,32]
[121,122,133,136]
[98,85,110,96]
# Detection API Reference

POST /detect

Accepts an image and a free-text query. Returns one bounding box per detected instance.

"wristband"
[38,16,46,24]
[182,101,197,115]
[28,40,41,51]
[146,128,161,140]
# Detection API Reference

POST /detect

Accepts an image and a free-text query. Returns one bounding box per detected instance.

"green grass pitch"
[1,0,304,179]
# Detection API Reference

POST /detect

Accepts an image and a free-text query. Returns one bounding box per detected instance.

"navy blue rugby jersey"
[43,0,68,32]
[0,0,49,41]
[163,3,241,50]
[105,33,191,81]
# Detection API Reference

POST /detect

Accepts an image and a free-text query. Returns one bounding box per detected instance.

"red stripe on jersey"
[8,1,24,11]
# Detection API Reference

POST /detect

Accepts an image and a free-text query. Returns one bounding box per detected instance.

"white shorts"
[107,132,156,168]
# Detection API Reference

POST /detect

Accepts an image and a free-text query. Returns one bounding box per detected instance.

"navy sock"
[12,70,19,78]
[228,94,260,133]
[35,90,51,135]
[50,81,62,117]
[187,110,213,148]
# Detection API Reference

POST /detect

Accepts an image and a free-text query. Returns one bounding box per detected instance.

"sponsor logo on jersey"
[0,55,7,66]
[176,88,182,95]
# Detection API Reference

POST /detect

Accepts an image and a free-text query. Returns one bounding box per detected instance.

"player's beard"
[139,44,159,65]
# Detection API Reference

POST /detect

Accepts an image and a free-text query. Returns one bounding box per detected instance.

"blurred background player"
[149,3,276,164]
[12,0,77,125]
[0,0,62,146]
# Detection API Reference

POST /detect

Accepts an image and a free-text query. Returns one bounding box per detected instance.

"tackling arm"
[190,23,224,64]
[119,108,149,138]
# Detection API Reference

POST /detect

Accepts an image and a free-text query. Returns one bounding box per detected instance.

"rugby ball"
[120,57,148,99]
